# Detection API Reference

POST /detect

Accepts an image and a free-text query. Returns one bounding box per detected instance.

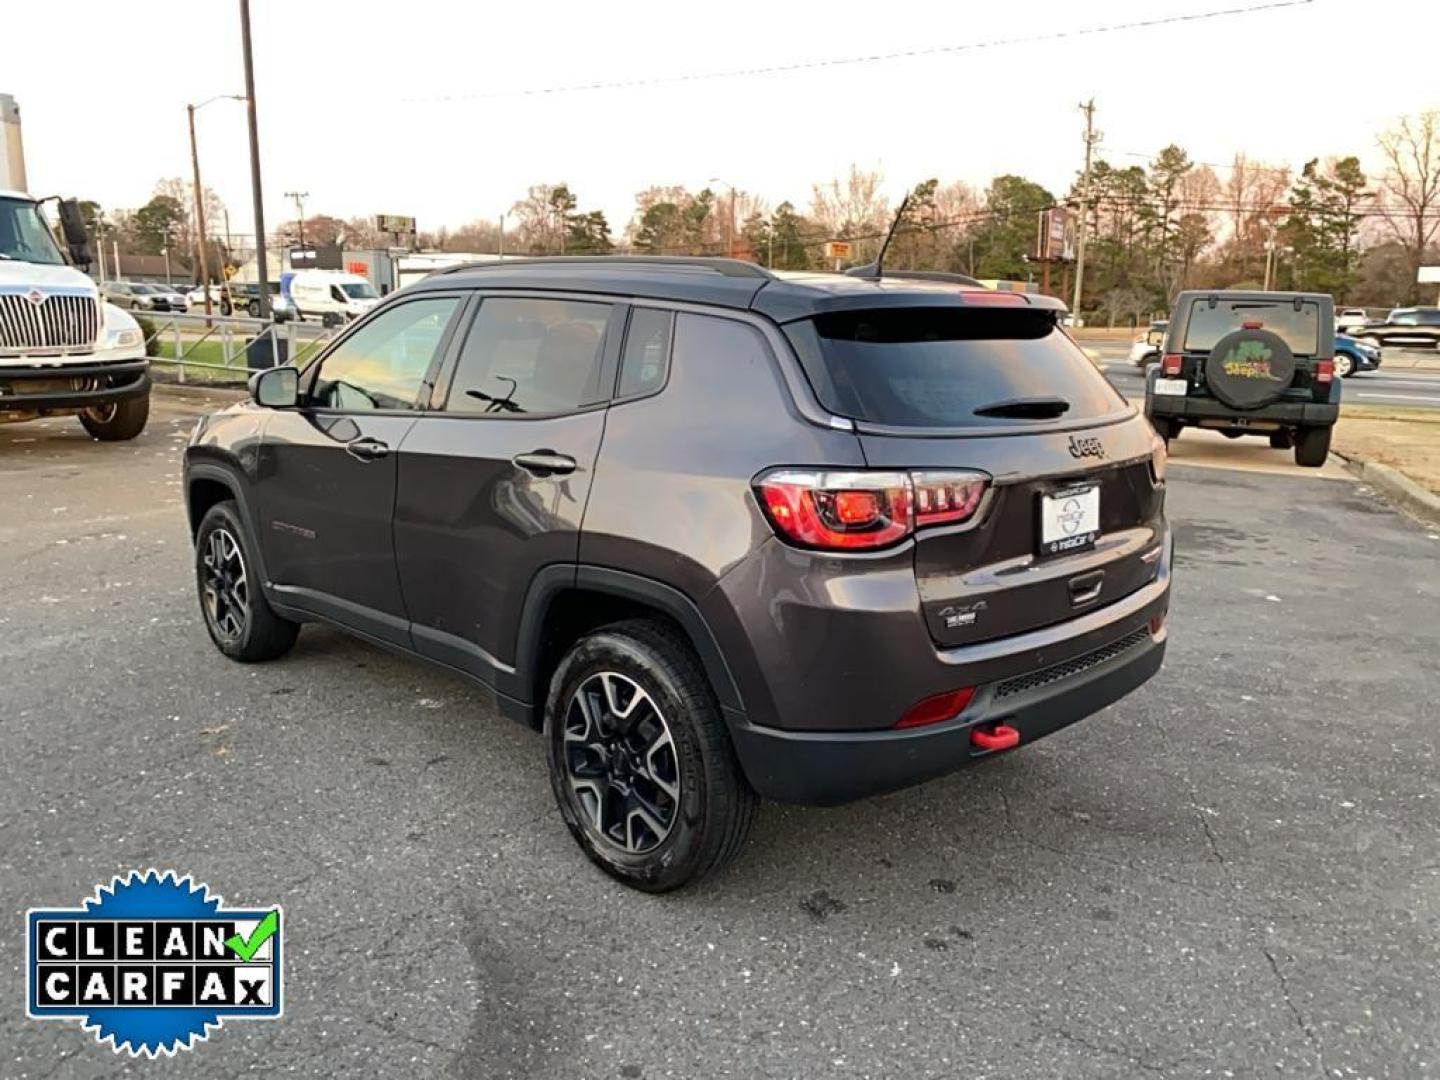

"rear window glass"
[1183,300,1320,353]
[783,307,1127,429]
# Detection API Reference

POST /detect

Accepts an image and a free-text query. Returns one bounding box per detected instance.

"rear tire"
[194,501,299,662]
[78,395,149,441]
[1293,425,1332,468]
[1150,416,1180,444]
[545,619,755,892]
[1269,429,1294,450]
[1333,352,1355,378]
[247,300,261,318]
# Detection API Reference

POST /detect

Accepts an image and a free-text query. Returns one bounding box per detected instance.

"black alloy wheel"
[200,525,249,645]
[562,671,680,854]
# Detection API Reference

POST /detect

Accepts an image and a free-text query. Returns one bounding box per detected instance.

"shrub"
[132,314,160,357]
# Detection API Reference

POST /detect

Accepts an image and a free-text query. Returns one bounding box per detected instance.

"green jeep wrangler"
[1145,290,1340,468]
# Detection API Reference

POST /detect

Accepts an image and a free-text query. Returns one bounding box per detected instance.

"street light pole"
[239,0,270,320]
[186,94,243,317]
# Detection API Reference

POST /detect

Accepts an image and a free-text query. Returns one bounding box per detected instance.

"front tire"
[545,620,755,892]
[195,501,299,662]
[1294,425,1332,468]
[79,395,149,441]
[247,300,261,318]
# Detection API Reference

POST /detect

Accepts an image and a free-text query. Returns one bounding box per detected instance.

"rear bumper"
[0,356,150,413]
[1146,391,1338,426]
[725,531,1172,805]
[732,624,1166,805]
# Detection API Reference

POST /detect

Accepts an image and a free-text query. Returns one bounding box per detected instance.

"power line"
[404,1,1314,104]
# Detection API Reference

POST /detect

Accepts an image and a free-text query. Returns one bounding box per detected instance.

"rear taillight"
[756,469,989,551]
[1315,359,1334,384]
[1161,353,1183,376]
[758,471,912,550]
[911,471,988,527]
[895,687,975,729]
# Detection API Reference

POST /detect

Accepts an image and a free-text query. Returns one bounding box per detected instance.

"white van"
[286,270,380,326]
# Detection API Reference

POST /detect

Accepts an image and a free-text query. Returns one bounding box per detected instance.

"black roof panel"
[407,256,1068,322]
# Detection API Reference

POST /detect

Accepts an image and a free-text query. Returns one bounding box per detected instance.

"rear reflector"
[895,687,975,729]
[1161,353,1183,376]
[1315,359,1334,384]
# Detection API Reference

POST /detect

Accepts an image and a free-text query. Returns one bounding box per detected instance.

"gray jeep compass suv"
[184,257,1172,890]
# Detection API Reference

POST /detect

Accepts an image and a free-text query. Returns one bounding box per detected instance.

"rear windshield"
[783,307,1128,429]
[1183,299,1320,353]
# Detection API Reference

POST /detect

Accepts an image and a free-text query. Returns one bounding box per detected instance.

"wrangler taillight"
[755,469,990,551]
[1315,359,1334,384]
[1161,353,1183,376]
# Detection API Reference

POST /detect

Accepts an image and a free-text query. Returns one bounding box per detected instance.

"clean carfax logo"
[26,870,282,1057]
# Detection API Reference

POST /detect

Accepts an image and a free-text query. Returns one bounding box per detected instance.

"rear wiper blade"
[972,396,1071,419]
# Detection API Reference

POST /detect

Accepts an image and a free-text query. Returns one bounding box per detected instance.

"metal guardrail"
[138,311,339,383]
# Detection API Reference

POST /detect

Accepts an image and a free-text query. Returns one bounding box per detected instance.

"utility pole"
[1071,99,1100,322]
[239,0,270,319]
[498,213,505,259]
[187,104,211,312]
[284,190,309,249]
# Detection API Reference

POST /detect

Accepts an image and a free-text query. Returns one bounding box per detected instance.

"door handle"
[345,437,390,462]
[511,449,577,477]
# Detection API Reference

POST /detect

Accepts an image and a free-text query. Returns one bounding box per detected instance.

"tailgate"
[859,421,1166,648]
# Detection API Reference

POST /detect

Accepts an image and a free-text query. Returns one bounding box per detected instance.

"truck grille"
[0,290,100,354]
[994,627,1150,701]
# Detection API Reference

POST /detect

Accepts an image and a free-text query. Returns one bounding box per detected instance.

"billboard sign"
[1036,208,1076,262]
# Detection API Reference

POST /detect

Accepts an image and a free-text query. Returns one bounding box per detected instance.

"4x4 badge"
[1068,435,1105,460]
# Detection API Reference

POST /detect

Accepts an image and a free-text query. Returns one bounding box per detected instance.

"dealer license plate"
[1039,485,1100,556]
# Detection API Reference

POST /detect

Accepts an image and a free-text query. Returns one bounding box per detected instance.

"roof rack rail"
[437,255,776,280]
[843,267,984,288]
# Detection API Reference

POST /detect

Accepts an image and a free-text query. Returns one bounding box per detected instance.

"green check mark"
[225,910,279,962]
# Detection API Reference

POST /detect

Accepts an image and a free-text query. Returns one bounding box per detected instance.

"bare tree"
[1377,110,1440,302]
[810,165,890,262]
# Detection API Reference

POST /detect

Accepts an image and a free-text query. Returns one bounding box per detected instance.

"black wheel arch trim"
[507,564,745,718]
[184,462,276,597]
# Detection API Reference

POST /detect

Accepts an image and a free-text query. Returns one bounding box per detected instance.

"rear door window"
[1183,299,1320,353]
[443,297,613,415]
[782,306,1127,429]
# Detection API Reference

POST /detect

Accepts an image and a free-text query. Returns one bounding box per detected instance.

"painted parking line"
[1353,392,1440,404]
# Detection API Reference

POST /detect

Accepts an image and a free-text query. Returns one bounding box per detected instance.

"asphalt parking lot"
[3,390,1439,1079]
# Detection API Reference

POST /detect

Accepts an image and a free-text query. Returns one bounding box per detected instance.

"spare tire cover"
[1203,328,1295,409]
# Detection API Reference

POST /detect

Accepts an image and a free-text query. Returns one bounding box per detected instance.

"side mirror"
[249,365,299,409]
[57,199,93,268]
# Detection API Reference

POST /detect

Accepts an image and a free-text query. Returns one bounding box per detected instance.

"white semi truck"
[0,95,150,440]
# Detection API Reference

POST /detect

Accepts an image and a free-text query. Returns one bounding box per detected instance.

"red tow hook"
[970,723,1020,752]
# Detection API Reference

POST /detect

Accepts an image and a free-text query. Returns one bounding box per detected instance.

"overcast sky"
[7,0,1438,241]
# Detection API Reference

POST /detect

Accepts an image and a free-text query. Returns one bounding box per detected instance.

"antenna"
[851,193,912,280]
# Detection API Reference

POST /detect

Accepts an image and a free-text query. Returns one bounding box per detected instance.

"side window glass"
[617,308,673,398]
[310,297,458,411]
[445,297,612,415]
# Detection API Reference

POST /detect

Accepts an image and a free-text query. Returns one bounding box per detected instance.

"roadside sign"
[823,241,852,260]
[375,214,416,235]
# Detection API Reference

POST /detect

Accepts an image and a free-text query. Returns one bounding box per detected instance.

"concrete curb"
[1339,453,1440,527]
[151,376,246,401]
